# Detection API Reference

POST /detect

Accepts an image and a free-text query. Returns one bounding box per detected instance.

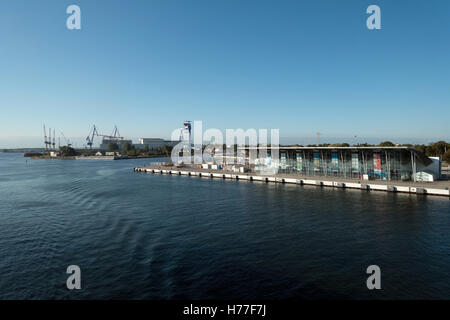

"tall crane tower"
[86,125,99,149]
[85,125,124,149]
[52,129,56,151]
[179,121,192,142]
[48,128,52,151]
[43,124,50,153]
[110,125,121,140]
[60,131,72,147]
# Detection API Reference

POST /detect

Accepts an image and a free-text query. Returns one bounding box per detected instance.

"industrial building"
[242,146,441,182]
[87,122,186,151]
[98,138,179,151]
[134,138,179,150]
[99,138,133,151]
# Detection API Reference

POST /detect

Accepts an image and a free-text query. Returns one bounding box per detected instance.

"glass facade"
[251,148,421,181]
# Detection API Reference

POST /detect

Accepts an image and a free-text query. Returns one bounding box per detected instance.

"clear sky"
[0,0,449,148]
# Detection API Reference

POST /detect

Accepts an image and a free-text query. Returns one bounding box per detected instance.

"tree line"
[108,142,173,157]
[57,140,449,163]
[296,141,449,163]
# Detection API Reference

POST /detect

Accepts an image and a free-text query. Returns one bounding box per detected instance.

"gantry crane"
[60,131,72,147]
[85,125,124,149]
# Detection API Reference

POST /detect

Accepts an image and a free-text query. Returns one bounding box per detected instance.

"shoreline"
[28,154,166,160]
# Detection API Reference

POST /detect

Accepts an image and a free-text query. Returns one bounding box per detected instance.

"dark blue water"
[0,152,449,299]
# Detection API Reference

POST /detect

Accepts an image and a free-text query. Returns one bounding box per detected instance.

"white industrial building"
[134,138,179,150]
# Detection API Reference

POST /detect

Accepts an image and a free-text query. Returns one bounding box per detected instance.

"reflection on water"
[0,152,449,299]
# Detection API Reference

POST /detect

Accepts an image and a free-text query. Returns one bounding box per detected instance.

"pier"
[134,164,450,197]
[75,155,129,160]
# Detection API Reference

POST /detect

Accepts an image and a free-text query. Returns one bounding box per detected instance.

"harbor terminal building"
[237,146,442,182]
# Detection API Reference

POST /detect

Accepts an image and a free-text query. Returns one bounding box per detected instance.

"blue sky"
[0,0,449,148]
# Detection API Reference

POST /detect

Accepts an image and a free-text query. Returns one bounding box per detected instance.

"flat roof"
[240,146,410,150]
[140,138,165,141]
[238,146,432,166]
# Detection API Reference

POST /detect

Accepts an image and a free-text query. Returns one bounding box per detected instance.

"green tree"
[443,150,450,163]
[144,144,149,153]
[330,143,350,147]
[414,144,427,154]
[122,142,133,154]
[354,142,374,147]
[427,141,449,157]
[60,146,76,156]
[378,141,395,147]
[160,145,168,156]
[108,143,119,152]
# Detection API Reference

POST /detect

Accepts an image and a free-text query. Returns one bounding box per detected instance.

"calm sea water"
[0,152,449,299]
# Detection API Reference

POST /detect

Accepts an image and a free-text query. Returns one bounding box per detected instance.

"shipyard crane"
[86,125,124,149]
[48,127,54,151]
[60,131,72,147]
[86,125,99,149]
[110,125,122,140]
[179,121,192,142]
[184,121,192,136]
[43,124,50,153]
[48,128,52,151]
[52,129,56,151]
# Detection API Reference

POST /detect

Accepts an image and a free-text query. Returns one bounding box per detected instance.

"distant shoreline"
[0,151,167,160]
[28,154,167,160]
